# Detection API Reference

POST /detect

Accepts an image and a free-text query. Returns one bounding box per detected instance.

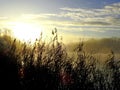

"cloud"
[0,16,8,20]
[20,14,120,37]
[0,2,120,40]
[19,2,120,27]
[105,2,120,13]
[21,14,51,19]
[59,2,120,26]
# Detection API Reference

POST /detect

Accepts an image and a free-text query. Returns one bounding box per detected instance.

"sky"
[0,0,120,43]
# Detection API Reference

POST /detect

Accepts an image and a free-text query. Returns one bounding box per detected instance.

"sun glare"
[10,22,43,43]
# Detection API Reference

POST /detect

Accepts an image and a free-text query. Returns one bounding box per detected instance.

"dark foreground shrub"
[0,29,120,90]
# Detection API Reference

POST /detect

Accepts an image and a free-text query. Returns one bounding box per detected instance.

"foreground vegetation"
[0,29,120,90]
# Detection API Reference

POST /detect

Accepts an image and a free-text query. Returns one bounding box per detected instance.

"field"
[0,29,120,90]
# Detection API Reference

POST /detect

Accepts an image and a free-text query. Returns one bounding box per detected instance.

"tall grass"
[0,28,120,90]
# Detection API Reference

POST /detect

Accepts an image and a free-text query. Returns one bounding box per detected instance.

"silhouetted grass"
[0,28,120,90]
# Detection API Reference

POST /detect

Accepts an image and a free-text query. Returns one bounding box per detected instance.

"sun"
[10,22,43,43]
